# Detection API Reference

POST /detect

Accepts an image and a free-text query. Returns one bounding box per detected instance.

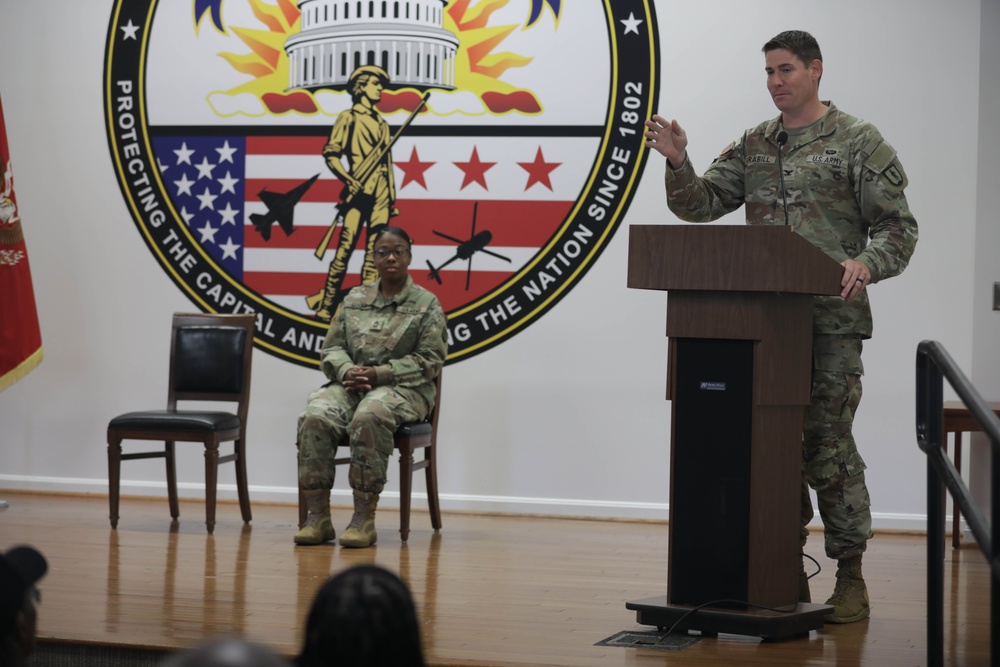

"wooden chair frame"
[943,400,1000,548]
[107,313,256,533]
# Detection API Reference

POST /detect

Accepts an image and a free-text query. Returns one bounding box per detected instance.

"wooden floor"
[0,491,991,666]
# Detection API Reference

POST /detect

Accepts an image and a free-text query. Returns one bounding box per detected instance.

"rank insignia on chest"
[370,319,385,331]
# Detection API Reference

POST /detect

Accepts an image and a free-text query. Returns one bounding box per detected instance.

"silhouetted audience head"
[0,545,48,666]
[297,564,425,667]
[161,638,291,667]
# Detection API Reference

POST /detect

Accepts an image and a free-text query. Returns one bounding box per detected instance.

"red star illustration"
[454,146,496,190]
[395,146,435,190]
[518,147,561,191]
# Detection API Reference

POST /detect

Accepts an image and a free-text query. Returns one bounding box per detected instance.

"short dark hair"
[0,546,46,635]
[297,565,425,667]
[372,225,413,248]
[762,30,823,68]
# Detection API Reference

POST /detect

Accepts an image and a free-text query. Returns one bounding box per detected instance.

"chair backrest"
[167,313,256,420]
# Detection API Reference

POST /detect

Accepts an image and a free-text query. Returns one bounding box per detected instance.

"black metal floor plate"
[595,630,700,651]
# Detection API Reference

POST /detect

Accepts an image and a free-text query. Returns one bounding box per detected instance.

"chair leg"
[166,441,179,520]
[205,440,220,533]
[235,438,252,523]
[108,436,122,529]
[426,443,442,531]
[298,486,307,529]
[398,440,414,543]
[296,441,307,528]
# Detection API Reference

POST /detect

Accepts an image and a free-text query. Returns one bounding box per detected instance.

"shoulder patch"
[864,141,909,194]
[718,140,737,159]
[862,139,907,193]
[862,140,896,174]
[882,160,907,190]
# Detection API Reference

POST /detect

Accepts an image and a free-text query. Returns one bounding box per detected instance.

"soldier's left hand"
[840,259,871,303]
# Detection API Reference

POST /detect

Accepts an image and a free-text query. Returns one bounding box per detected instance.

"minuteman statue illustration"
[308,65,429,321]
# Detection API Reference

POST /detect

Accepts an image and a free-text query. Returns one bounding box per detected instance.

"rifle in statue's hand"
[314,91,431,260]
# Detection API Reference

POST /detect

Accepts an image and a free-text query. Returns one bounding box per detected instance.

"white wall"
[968,0,1000,524]
[0,1,989,532]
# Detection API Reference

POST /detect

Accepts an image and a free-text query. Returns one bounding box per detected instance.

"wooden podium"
[625,225,842,639]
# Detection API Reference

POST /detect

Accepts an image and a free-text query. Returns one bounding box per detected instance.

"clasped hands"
[343,366,377,393]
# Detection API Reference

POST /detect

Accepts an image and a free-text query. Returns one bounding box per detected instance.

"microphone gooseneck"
[775,131,790,226]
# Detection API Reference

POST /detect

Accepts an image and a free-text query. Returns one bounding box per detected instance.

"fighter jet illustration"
[250,173,320,241]
[426,202,512,290]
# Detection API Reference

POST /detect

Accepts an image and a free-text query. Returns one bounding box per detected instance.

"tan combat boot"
[339,491,378,548]
[824,555,870,623]
[294,489,336,545]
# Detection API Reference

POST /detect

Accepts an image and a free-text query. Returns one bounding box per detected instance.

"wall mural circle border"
[104,0,659,366]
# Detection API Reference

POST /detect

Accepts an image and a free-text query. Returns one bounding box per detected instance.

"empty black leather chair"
[107,313,256,533]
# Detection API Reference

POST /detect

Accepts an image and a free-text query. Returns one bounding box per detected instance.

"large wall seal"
[104,0,659,366]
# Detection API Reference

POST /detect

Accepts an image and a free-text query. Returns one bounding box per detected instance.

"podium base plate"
[625,595,832,641]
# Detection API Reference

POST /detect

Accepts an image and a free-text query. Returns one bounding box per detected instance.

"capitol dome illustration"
[287,0,460,91]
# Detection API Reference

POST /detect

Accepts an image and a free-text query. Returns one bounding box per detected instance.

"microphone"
[776,131,790,226]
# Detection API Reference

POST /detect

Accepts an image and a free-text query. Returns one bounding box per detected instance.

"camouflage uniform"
[298,275,448,495]
[664,102,918,559]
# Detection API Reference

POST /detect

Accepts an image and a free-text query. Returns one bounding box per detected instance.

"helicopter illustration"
[426,202,511,290]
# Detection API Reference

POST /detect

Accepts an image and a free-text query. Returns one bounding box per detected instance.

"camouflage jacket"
[664,102,918,337]
[320,275,447,407]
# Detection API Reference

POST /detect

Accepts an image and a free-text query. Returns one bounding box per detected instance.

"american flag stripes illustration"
[152,131,593,314]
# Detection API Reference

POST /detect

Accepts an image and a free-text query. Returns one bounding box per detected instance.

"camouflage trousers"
[297,382,429,495]
[800,335,872,560]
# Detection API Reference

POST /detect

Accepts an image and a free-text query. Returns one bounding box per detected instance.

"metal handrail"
[915,340,1000,667]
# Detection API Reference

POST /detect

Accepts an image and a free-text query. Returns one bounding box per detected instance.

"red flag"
[0,94,42,392]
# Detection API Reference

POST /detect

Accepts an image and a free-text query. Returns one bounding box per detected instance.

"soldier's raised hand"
[644,115,688,168]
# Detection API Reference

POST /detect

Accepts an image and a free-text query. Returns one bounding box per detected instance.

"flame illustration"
[207,0,548,116]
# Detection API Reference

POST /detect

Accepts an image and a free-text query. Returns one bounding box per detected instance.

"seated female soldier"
[295,226,447,548]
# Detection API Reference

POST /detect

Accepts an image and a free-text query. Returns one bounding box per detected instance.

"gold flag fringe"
[0,220,25,246]
[0,346,43,394]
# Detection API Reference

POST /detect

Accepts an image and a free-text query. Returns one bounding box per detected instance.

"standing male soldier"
[309,65,398,321]
[643,30,918,623]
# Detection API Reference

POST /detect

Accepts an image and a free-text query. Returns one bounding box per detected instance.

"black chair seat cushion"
[109,410,241,432]
[395,421,432,438]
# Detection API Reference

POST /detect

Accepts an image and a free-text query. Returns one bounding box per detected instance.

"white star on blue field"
[152,135,248,279]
